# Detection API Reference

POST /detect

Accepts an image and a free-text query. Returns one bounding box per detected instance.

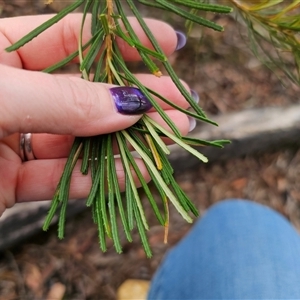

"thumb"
[0,64,151,138]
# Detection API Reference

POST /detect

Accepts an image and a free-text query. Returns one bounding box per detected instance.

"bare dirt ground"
[1,1,300,299]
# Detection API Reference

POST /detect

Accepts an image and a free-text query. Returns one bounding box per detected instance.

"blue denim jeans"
[148,199,300,299]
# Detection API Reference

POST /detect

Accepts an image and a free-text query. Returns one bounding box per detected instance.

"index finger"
[0,14,178,70]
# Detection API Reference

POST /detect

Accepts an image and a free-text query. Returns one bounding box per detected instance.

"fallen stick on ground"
[169,104,300,170]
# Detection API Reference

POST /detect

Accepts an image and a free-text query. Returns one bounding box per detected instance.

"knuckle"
[0,121,9,139]
[56,77,101,134]
[70,84,96,118]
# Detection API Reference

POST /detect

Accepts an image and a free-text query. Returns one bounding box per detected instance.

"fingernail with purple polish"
[175,31,187,51]
[109,87,152,115]
[191,89,200,103]
[188,116,196,132]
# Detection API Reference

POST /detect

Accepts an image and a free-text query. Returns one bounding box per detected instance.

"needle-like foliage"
[229,0,300,85]
[6,0,232,257]
[9,0,300,257]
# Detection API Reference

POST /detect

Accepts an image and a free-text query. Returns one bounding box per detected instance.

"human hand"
[0,14,194,216]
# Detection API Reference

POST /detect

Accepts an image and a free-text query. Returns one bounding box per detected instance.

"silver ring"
[20,133,35,161]
[20,133,25,161]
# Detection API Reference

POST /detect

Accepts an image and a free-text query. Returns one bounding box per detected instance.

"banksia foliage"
[230,0,300,84]
[9,0,300,257]
[6,0,232,257]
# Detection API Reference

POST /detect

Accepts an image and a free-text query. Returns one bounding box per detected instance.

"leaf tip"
[153,70,162,77]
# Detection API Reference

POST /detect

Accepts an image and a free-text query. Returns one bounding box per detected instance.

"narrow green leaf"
[99,136,111,238]
[100,14,110,35]
[91,1,101,35]
[107,135,122,253]
[81,138,91,175]
[116,132,149,230]
[110,134,132,242]
[144,86,217,125]
[113,20,166,60]
[43,39,92,73]
[248,0,283,11]
[116,133,135,230]
[115,0,162,75]
[182,137,231,148]
[145,115,209,163]
[125,172,134,230]
[156,0,224,31]
[125,0,209,118]
[164,61,208,117]
[133,43,167,61]
[93,50,107,82]
[117,132,165,225]
[142,118,170,155]
[170,0,232,13]
[138,0,166,9]
[127,126,174,187]
[168,176,199,216]
[132,197,152,258]
[58,196,69,239]
[95,192,107,252]
[91,202,97,224]
[122,130,193,223]
[86,163,101,207]
[125,128,172,223]
[42,192,60,231]
[108,59,126,86]
[6,0,85,52]
[152,137,174,183]
[80,29,105,72]
[59,138,83,201]
[78,0,94,80]
[90,137,100,179]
